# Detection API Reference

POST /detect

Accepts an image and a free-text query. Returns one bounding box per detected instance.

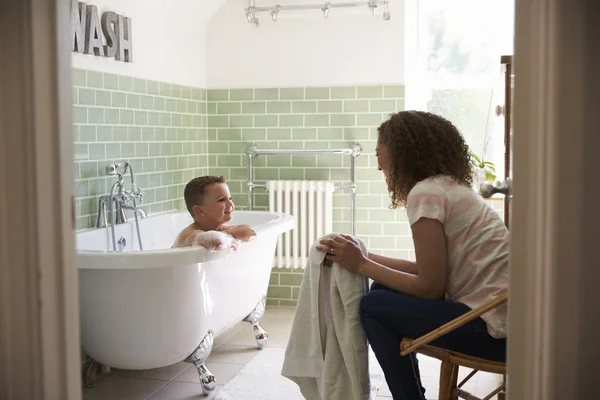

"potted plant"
[470,133,497,192]
[471,92,498,190]
[471,150,497,183]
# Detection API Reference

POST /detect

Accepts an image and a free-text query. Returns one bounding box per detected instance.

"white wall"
[71,0,225,87]
[206,0,405,88]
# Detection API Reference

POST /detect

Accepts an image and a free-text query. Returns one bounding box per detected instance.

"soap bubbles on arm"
[193,231,240,251]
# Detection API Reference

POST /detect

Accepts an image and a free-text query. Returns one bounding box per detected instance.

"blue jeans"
[360,282,506,400]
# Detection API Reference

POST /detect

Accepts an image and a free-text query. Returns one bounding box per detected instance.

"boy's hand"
[218,224,256,242]
[193,231,238,251]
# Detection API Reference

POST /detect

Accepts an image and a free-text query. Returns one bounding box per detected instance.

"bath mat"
[214,347,384,400]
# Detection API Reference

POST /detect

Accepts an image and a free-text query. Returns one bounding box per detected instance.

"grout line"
[142,380,171,400]
[168,363,194,383]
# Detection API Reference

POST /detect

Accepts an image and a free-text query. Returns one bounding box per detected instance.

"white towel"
[282,233,372,400]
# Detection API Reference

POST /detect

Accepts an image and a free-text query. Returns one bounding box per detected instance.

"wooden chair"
[399,293,508,400]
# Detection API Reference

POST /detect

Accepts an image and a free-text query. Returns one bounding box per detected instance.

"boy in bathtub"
[172,175,257,250]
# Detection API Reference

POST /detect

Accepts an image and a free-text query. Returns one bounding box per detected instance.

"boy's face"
[192,183,234,227]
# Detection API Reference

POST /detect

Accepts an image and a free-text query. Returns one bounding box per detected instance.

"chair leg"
[498,374,507,400]
[438,361,459,400]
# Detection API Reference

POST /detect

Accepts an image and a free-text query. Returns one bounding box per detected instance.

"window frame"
[404,0,514,180]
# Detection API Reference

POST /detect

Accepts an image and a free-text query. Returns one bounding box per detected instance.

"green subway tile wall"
[205,85,409,306]
[204,86,505,306]
[72,69,209,230]
[73,74,503,306]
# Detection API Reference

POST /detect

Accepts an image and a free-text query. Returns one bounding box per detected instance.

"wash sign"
[70,0,133,63]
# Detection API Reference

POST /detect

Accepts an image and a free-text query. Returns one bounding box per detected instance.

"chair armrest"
[400,293,508,356]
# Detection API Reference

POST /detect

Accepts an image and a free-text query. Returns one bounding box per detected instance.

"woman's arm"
[360,218,447,299]
[320,218,447,299]
[366,252,419,275]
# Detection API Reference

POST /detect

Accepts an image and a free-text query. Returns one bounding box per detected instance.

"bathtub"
[77,210,293,393]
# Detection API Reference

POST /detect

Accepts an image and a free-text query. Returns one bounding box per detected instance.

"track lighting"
[383,0,390,20]
[270,5,280,22]
[321,3,331,19]
[244,0,392,26]
[368,0,378,17]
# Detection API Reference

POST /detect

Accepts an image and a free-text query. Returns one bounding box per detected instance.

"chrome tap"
[120,198,147,219]
[96,194,112,228]
[96,162,145,251]
[111,187,146,224]
[96,163,145,226]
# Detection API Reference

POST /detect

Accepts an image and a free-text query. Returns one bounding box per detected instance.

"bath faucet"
[96,163,145,227]
[111,187,146,224]
[96,195,113,228]
[96,162,145,252]
[121,203,147,219]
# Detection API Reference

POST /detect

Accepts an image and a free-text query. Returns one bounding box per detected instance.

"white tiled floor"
[82,306,502,400]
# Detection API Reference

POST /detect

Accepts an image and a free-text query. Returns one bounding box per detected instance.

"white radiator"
[267,180,335,269]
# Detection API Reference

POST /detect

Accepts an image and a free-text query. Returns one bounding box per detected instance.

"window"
[406,0,515,180]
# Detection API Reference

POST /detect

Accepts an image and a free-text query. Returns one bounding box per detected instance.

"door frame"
[0,0,81,398]
[2,0,599,399]
[508,0,600,398]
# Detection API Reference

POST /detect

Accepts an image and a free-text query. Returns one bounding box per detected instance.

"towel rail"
[246,143,370,293]
[245,143,362,236]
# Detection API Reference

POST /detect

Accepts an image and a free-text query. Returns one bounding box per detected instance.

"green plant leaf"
[484,170,497,182]
[470,152,482,166]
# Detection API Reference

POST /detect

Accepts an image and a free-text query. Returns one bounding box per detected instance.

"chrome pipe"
[251,1,370,12]
[334,183,352,191]
[350,155,357,235]
[247,153,254,210]
[254,2,368,12]
[253,182,352,192]
[249,183,267,190]
[245,143,362,233]
[246,143,361,157]
[247,147,359,156]
[108,181,121,252]
[127,163,144,251]
[246,0,394,25]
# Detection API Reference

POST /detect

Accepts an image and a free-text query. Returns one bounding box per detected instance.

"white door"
[2,0,599,399]
[508,0,600,398]
[0,0,82,399]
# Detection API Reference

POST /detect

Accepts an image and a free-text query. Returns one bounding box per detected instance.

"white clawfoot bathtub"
[77,210,292,391]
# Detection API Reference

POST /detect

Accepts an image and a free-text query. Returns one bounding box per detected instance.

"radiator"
[267,180,335,269]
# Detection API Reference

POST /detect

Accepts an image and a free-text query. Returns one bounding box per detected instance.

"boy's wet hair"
[184,176,226,216]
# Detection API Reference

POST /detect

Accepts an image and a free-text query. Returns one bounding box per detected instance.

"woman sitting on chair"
[316,111,509,400]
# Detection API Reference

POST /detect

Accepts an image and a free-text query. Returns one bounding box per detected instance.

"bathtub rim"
[77,210,293,270]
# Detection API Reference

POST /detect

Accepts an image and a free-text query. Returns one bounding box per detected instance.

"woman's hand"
[316,234,368,274]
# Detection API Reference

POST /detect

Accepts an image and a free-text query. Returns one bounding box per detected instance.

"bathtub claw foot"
[197,364,216,395]
[252,323,269,348]
[185,330,216,395]
[244,296,268,348]
[82,358,98,388]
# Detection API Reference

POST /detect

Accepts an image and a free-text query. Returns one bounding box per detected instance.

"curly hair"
[377,111,473,209]
[184,175,226,216]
